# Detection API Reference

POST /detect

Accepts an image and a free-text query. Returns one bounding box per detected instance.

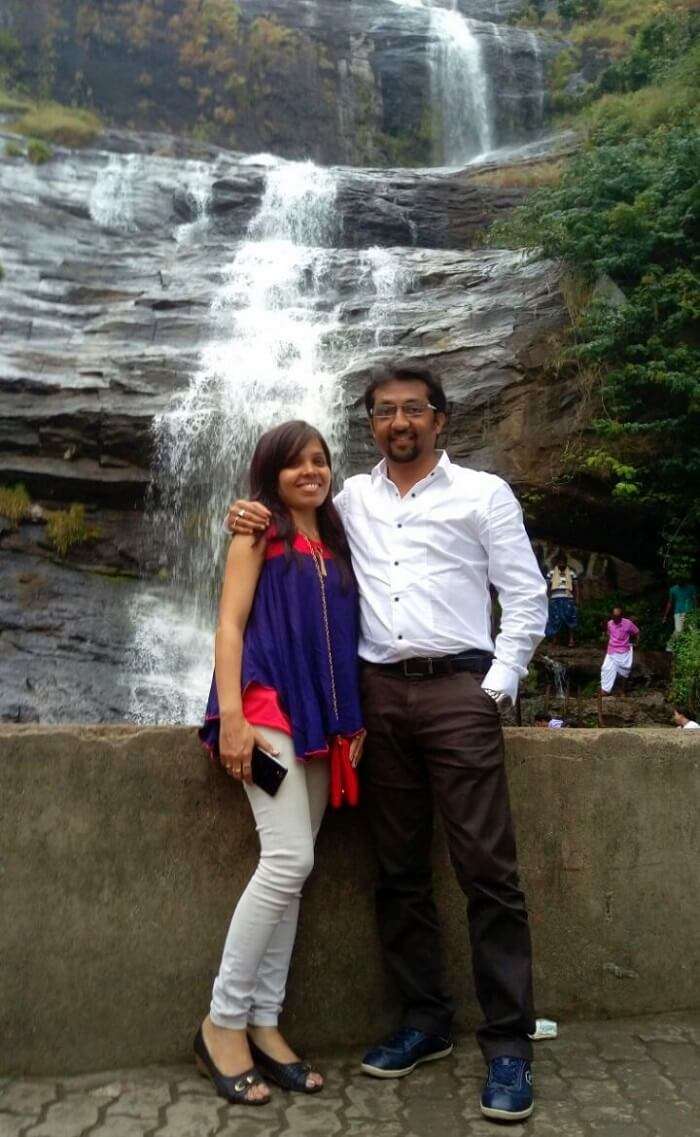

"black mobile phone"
[251,745,287,796]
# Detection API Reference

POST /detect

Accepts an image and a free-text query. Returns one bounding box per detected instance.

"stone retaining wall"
[1,726,698,1076]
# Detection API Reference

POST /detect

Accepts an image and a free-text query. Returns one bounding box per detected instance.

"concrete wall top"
[1,726,698,1075]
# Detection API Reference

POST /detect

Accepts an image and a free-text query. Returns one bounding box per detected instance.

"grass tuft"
[10,101,101,148]
[45,504,97,557]
[26,138,53,165]
[469,159,565,189]
[0,483,31,525]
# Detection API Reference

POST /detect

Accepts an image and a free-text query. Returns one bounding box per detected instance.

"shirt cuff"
[482,661,521,706]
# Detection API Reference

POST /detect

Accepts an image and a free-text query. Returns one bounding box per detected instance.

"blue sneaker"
[481,1057,534,1121]
[361,1027,453,1078]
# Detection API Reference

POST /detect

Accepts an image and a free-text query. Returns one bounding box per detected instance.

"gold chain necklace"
[301,534,338,719]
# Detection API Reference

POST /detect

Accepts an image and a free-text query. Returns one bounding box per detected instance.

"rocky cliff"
[1,0,555,165]
[2,1,649,726]
[0,125,598,723]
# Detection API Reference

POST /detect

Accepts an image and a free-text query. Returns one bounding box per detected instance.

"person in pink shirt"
[600,606,640,697]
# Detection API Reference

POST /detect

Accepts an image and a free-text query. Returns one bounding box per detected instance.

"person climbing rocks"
[544,553,579,648]
[663,579,697,650]
[599,606,640,706]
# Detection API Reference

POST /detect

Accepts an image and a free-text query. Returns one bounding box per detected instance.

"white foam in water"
[89,153,141,231]
[128,162,346,725]
[175,161,213,245]
[362,247,416,348]
[429,7,494,163]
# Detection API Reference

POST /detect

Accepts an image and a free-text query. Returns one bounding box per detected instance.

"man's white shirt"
[334,451,547,705]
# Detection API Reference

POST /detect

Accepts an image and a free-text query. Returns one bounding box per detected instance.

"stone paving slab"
[1,1014,699,1137]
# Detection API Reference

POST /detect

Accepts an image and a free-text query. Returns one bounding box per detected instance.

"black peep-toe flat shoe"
[248,1036,323,1094]
[193,1026,270,1106]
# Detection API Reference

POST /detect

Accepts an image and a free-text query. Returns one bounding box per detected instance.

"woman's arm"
[216,534,278,783]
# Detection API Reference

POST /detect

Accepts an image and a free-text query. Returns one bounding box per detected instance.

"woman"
[196,421,365,1106]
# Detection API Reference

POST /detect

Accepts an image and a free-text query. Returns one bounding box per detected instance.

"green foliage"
[0,483,31,525]
[4,139,23,157]
[490,15,700,540]
[670,609,700,710]
[45,504,99,557]
[558,0,602,21]
[597,10,698,94]
[26,138,53,164]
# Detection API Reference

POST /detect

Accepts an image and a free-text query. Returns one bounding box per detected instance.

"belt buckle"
[402,658,433,678]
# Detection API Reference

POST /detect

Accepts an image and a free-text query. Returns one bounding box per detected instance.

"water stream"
[128,163,349,723]
[429,5,494,162]
[391,0,547,164]
[124,3,550,723]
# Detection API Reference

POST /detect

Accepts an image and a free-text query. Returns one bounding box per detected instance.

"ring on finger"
[238,508,246,519]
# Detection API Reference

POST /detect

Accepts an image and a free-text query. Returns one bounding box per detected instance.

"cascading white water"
[89,153,141,230]
[390,0,548,165]
[175,161,213,245]
[389,0,493,164]
[128,161,347,724]
[123,7,552,724]
[362,247,416,348]
[429,5,494,163]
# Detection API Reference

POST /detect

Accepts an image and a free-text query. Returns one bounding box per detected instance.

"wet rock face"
[3,0,549,166]
[0,134,569,509]
[0,128,578,723]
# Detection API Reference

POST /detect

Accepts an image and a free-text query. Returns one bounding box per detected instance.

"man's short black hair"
[363,363,448,417]
[674,704,693,719]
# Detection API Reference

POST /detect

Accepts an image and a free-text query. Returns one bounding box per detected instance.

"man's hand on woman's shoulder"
[227,499,271,536]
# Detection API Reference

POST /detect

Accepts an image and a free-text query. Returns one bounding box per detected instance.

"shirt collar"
[370,450,455,486]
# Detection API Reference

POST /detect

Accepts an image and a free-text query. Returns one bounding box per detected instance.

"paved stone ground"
[1,1013,699,1137]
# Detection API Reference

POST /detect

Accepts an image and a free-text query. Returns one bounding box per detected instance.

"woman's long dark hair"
[249,420,354,588]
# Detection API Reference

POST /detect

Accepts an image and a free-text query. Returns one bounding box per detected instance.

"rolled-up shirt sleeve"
[478,478,547,703]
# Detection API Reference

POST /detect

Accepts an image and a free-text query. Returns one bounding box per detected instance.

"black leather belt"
[364,649,493,679]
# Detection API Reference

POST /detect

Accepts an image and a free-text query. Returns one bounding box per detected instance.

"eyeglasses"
[371,401,437,420]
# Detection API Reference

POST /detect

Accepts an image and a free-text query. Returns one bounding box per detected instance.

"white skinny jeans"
[210,729,329,1029]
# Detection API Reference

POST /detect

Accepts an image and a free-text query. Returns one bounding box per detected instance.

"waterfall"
[389,0,548,164]
[428,6,494,163]
[389,0,495,164]
[128,161,347,724]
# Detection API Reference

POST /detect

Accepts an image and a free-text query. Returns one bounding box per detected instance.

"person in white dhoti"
[600,607,640,695]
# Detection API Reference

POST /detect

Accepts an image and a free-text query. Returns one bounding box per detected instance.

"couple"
[196,364,548,1123]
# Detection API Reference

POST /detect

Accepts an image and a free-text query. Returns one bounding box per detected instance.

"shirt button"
[394,561,399,566]
[394,597,399,602]
[397,523,402,528]
[411,493,416,498]
[398,634,403,640]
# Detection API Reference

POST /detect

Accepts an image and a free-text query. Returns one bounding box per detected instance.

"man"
[672,705,700,730]
[663,579,697,649]
[228,364,547,1122]
[600,606,639,698]
[545,553,579,647]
